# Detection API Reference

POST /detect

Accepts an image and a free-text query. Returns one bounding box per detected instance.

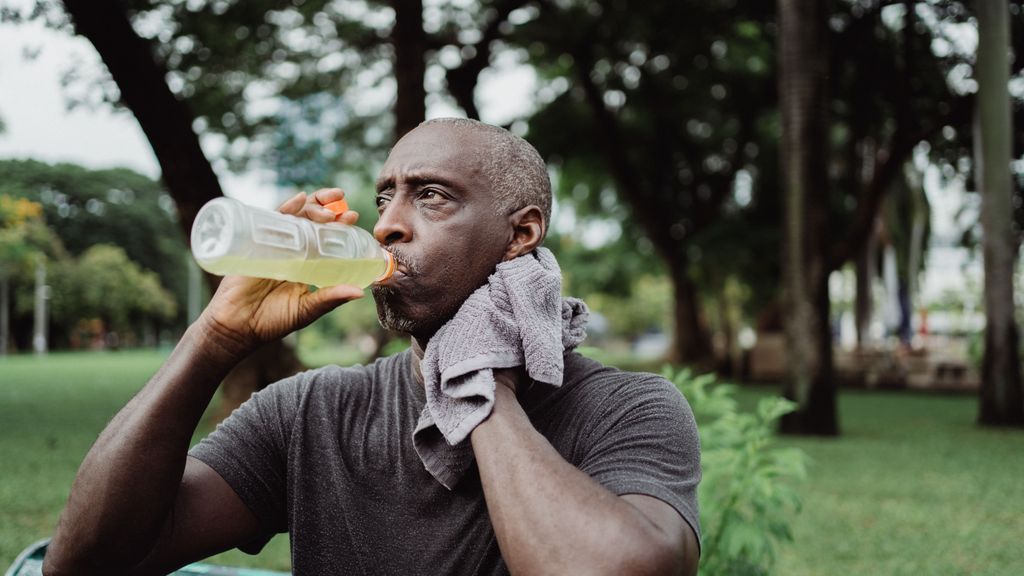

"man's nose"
[373,200,412,246]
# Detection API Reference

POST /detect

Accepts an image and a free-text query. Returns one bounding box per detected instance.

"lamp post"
[33,256,49,355]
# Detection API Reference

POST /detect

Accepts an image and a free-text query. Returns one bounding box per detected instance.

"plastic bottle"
[191,196,395,288]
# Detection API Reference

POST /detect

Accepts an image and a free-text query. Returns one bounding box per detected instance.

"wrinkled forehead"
[378,124,493,187]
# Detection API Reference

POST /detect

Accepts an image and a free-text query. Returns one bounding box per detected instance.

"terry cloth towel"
[413,247,589,489]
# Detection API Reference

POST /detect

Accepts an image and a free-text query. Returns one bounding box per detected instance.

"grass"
[2,349,1023,574]
[0,349,291,571]
[757,387,1024,576]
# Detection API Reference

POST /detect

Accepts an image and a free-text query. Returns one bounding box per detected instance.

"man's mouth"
[376,248,417,287]
[387,248,418,276]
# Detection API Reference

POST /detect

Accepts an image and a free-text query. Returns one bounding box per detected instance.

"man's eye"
[419,188,444,202]
[375,195,390,208]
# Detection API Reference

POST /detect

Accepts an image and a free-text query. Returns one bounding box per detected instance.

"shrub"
[664,367,808,576]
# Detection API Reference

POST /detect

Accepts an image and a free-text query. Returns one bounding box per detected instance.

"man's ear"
[503,205,545,260]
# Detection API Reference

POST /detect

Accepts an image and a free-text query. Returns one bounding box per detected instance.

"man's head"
[370,118,551,342]
[420,118,552,226]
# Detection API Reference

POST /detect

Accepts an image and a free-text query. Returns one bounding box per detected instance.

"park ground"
[1,349,1023,575]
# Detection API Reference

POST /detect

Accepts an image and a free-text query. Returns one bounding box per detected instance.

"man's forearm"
[470,385,683,575]
[46,320,245,573]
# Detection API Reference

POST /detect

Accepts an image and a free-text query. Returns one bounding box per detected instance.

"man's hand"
[198,188,365,358]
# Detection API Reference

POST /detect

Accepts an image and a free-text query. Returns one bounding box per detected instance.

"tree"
[520,0,778,364]
[45,244,177,346]
[0,195,61,354]
[974,0,1023,426]
[0,159,190,324]
[777,0,837,435]
[6,0,533,411]
[517,1,965,367]
[825,2,969,346]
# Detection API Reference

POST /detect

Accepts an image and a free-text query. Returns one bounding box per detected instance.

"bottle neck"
[376,250,397,282]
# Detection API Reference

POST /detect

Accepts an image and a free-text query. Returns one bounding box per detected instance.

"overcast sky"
[0,22,159,175]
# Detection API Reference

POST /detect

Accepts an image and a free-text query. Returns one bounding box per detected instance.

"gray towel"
[413,247,588,489]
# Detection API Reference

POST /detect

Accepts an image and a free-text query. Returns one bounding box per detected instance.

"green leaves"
[47,244,177,334]
[664,365,808,575]
[0,195,62,279]
[0,159,189,326]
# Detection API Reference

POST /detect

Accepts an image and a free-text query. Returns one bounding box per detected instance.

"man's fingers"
[277,188,361,226]
[277,191,307,214]
[311,188,345,206]
[303,188,347,223]
[335,210,360,225]
[303,203,341,223]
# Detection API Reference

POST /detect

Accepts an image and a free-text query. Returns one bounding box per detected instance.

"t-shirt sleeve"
[577,375,702,545]
[189,371,310,554]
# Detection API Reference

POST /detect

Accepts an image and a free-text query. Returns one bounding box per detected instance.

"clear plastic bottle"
[191,197,395,288]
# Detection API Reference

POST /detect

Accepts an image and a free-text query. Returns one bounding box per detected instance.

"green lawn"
[2,350,1022,574]
[762,388,1024,576]
[0,349,291,572]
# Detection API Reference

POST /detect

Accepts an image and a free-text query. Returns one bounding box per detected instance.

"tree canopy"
[0,159,189,325]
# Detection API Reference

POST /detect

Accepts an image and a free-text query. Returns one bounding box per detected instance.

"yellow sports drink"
[191,197,395,288]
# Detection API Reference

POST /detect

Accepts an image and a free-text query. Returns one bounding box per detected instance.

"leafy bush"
[664,367,808,576]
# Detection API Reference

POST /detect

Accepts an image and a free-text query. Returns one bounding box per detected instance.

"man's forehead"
[378,124,490,183]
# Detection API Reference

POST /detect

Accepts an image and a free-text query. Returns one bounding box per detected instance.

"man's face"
[370,124,510,341]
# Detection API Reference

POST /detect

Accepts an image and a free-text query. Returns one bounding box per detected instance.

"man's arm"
[470,375,700,576]
[44,190,363,575]
[44,321,260,575]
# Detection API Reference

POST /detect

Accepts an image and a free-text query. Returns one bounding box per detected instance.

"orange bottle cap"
[323,198,349,215]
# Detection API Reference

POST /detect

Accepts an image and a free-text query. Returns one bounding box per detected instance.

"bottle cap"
[323,198,349,215]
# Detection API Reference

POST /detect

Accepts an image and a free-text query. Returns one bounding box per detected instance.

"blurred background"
[1,0,1023,574]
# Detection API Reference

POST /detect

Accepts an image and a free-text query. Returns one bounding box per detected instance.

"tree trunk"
[975,0,1024,426]
[854,217,878,347]
[0,273,8,356]
[391,0,427,140]
[62,0,224,234]
[63,0,305,416]
[778,0,838,435]
[716,290,736,377]
[569,48,716,366]
[667,259,712,365]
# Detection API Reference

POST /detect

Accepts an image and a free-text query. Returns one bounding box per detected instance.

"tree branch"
[61,0,223,239]
[390,0,427,140]
[571,48,676,259]
[829,94,973,271]
[443,0,533,119]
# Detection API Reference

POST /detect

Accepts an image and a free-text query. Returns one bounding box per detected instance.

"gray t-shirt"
[190,349,701,575]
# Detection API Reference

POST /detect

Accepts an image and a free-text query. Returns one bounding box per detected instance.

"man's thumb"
[303,284,365,318]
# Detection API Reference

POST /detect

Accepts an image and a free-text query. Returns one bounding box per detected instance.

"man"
[45,118,701,575]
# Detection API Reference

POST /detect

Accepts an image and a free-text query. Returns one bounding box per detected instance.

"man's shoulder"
[563,351,682,402]
[519,351,690,429]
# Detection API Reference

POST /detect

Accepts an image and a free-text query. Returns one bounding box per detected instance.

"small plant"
[664,367,808,576]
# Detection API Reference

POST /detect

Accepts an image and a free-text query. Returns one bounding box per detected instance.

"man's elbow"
[43,532,140,576]
[616,523,696,576]
[43,538,93,576]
